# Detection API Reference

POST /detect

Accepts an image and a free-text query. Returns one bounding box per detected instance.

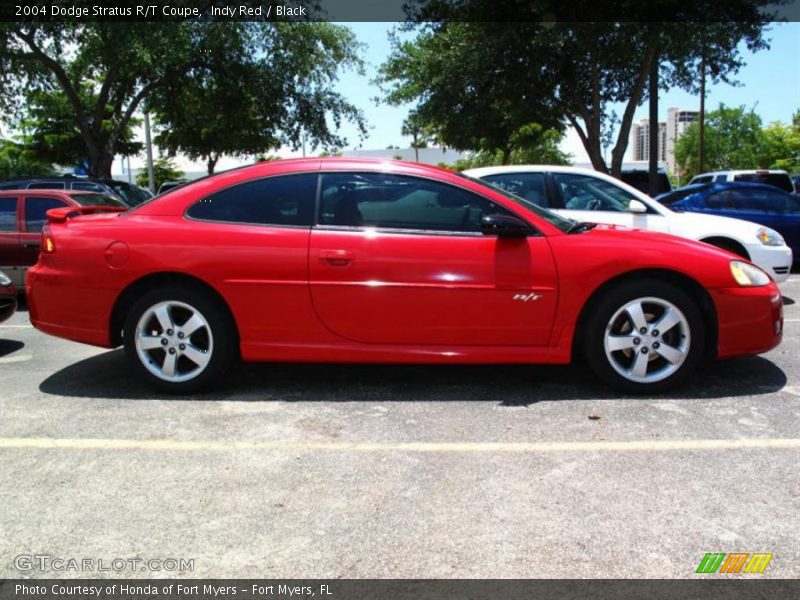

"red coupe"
[26,158,783,393]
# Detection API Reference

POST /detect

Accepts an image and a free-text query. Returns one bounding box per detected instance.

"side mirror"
[629,199,648,214]
[481,214,530,238]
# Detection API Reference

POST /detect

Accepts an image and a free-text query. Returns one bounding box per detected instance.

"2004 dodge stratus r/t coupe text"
[26,159,783,394]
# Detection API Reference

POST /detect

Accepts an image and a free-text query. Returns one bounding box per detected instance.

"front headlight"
[756,227,785,246]
[730,260,771,287]
[0,271,11,286]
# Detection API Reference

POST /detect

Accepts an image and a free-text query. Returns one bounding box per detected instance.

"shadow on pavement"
[0,339,24,358]
[39,348,787,404]
[783,295,795,306]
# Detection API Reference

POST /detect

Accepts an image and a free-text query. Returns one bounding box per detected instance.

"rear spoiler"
[46,205,128,224]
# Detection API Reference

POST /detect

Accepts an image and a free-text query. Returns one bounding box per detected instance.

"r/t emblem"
[513,292,542,302]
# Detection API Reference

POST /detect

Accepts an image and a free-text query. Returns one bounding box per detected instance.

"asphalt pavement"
[1,276,798,578]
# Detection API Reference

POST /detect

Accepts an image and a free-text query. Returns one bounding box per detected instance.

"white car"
[464,165,793,282]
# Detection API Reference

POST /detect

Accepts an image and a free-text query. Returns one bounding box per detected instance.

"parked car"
[791,174,800,195]
[0,270,16,324]
[157,180,189,195]
[656,182,800,263]
[26,158,783,394]
[618,167,672,197]
[688,169,795,194]
[464,165,793,282]
[0,177,153,207]
[0,189,126,287]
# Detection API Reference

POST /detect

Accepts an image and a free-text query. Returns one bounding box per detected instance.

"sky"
[118,20,800,176]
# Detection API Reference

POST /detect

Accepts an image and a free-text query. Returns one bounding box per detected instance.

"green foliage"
[1,14,364,177]
[674,104,800,182]
[148,22,365,174]
[383,2,774,175]
[1,18,201,176]
[444,129,571,171]
[0,138,55,180]
[135,157,184,191]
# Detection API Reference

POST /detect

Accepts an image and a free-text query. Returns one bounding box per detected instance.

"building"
[630,119,667,163]
[665,108,699,176]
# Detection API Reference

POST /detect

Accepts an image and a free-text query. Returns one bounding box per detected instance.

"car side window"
[187,173,317,226]
[731,189,785,212]
[24,197,68,233]
[552,173,641,212]
[481,173,550,208]
[27,182,65,190]
[318,172,517,233]
[705,191,733,209]
[0,198,17,232]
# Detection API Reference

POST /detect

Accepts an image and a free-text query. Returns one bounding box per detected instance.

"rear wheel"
[123,286,235,393]
[583,280,705,393]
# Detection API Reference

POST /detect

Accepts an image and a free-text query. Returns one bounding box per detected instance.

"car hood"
[581,223,740,260]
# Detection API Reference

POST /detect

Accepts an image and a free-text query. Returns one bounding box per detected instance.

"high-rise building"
[665,108,699,176]
[631,119,667,163]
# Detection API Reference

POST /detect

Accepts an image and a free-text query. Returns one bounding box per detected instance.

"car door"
[309,172,558,346]
[0,196,21,285]
[549,172,671,233]
[20,195,70,267]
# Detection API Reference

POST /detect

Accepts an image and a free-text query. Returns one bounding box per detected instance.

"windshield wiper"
[566,221,598,234]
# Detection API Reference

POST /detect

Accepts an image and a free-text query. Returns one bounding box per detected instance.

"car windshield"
[70,193,127,208]
[107,182,152,206]
[460,174,575,233]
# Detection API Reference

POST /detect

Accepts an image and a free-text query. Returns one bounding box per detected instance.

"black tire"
[583,279,706,394]
[123,285,236,393]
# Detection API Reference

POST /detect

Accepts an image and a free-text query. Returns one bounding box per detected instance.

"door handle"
[319,249,354,266]
[23,242,41,249]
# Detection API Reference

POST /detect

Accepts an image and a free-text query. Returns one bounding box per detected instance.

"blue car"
[657,182,800,264]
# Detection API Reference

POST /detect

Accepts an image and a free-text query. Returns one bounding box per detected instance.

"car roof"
[691,169,790,177]
[0,188,76,197]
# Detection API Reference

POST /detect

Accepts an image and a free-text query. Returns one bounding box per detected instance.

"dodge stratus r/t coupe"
[26,159,783,393]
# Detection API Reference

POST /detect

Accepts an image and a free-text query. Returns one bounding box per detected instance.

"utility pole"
[144,111,156,193]
[648,54,659,197]
[699,53,706,174]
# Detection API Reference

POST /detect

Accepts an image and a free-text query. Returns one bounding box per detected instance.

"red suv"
[0,189,125,287]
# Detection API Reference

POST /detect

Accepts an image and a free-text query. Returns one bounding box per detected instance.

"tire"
[123,285,236,393]
[583,279,706,394]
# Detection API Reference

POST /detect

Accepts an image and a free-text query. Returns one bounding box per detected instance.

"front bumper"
[710,281,783,359]
[747,243,793,283]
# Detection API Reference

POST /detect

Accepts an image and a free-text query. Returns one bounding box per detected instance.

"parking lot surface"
[1,276,798,578]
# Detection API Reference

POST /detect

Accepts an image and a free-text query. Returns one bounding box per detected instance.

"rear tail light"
[42,226,55,254]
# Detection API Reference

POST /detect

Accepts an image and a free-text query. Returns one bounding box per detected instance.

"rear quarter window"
[187,173,318,226]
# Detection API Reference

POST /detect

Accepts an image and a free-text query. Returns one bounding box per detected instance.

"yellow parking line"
[0,437,798,453]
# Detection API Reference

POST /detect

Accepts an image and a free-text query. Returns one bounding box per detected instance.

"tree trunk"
[207,154,219,175]
[610,46,658,178]
[567,115,607,173]
[88,151,114,178]
[501,147,512,165]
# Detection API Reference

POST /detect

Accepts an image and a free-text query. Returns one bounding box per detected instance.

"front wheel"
[123,286,236,393]
[583,280,706,393]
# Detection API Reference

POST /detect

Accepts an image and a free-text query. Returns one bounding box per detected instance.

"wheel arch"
[572,268,718,363]
[109,272,239,348]
[699,236,750,260]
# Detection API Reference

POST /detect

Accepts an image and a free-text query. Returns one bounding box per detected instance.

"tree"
[378,21,565,165]
[135,157,184,192]
[761,119,800,173]
[674,104,764,180]
[0,138,55,180]
[1,14,364,177]
[446,128,571,170]
[392,1,776,176]
[0,18,203,177]
[148,22,365,175]
[401,113,432,162]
